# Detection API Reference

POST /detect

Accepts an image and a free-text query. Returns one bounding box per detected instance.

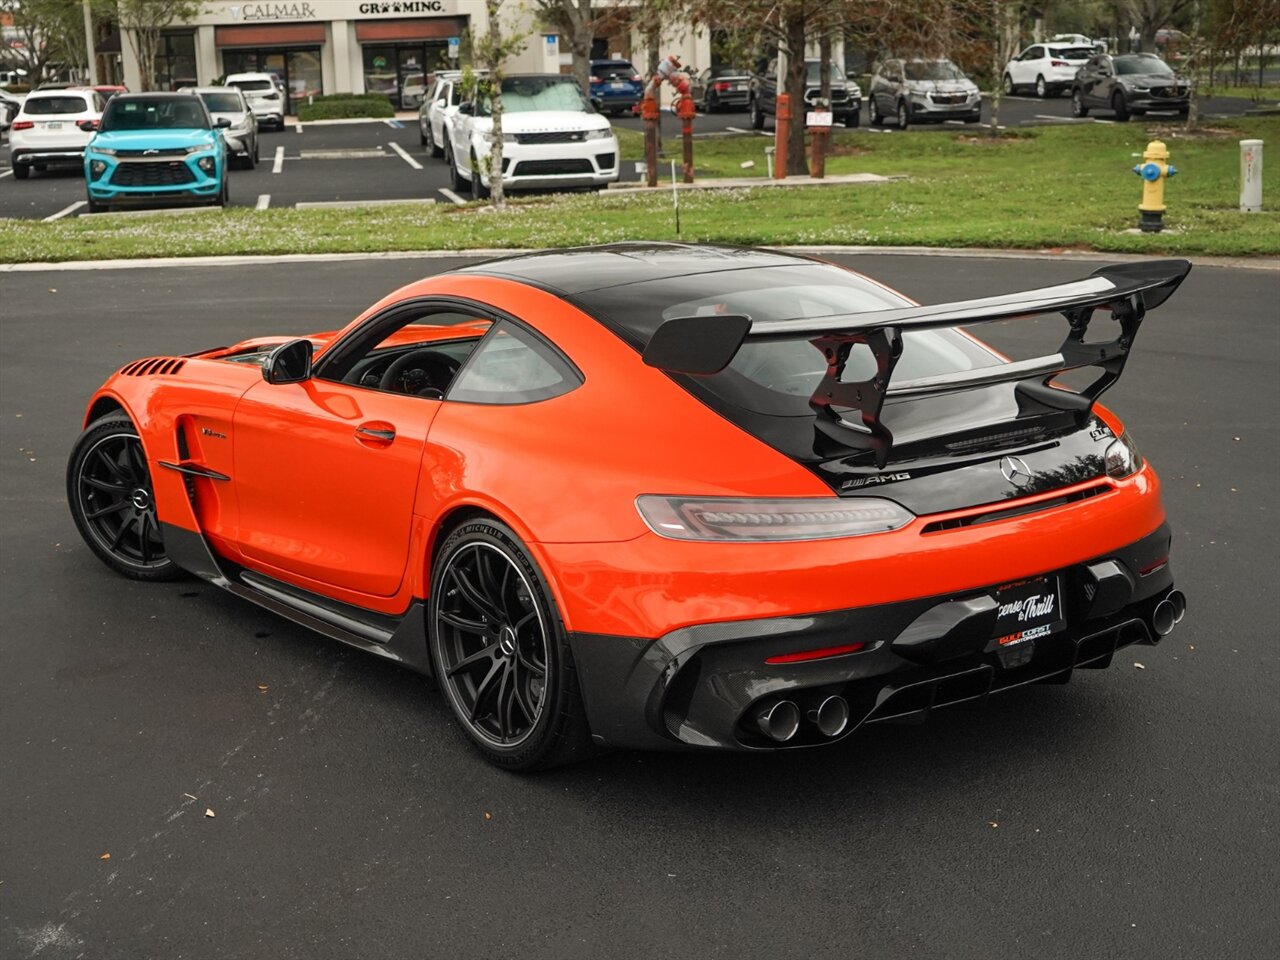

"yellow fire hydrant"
[1133,140,1178,233]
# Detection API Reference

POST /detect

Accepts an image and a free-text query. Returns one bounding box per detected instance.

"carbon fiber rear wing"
[642,259,1192,466]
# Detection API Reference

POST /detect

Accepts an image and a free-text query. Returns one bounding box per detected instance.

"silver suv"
[868,58,982,128]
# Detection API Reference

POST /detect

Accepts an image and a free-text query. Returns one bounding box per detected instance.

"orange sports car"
[67,245,1190,770]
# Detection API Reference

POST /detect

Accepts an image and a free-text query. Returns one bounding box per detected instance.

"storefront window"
[362,43,450,109]
[221,48,321,113]
[156,31,197,91]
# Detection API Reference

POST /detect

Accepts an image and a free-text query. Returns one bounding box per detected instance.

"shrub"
[298,97,395,121]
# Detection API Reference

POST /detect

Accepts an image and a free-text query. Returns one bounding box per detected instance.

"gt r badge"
[1000,455,1033,485]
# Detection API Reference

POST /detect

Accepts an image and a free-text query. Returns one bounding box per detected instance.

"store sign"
[229,2,320,20]
[203,0,458,23]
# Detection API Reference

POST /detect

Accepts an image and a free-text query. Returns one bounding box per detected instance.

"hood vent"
[120,357,187,377]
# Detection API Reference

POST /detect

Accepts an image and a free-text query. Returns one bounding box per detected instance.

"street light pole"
[83,0,99,86]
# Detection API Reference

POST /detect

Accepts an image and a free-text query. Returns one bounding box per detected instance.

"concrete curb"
[1,245,1275,273]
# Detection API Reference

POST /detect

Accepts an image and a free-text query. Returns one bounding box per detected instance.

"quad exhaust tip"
[809,695,850,738]
[1151,589,1187,638]
[756,700,801,742]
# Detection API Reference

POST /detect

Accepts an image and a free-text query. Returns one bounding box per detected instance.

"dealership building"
[119,1,711,112]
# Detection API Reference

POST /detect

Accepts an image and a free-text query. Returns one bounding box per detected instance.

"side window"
[447,321,581,405]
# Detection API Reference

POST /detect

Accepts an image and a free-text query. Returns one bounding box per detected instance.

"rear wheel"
[1035,75,1048,98]
[428,519,593,771]
[66,416,180,581]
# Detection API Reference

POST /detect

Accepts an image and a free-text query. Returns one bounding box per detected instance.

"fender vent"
[120,357,187,377]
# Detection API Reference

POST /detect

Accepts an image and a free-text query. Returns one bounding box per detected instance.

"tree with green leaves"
[0,0,111,82]
[468,0,530,208]
[119,0,204,91]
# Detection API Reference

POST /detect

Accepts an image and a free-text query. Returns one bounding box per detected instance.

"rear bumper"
[569,523,1179,751]
[12,148,85,169]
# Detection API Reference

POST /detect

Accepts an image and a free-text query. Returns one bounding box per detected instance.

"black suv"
[749,59,861,129]
[1071,53,1190,121]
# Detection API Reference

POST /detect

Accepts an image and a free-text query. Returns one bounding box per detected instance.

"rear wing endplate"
[642,259,1192,467]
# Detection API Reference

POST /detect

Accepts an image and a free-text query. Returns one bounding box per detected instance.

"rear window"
[1048,46,1095,60]
[22,95,90,115]
[594,62,636,80]
[231,79,274,91]
[199,93,243,113]
[575,263,999,416]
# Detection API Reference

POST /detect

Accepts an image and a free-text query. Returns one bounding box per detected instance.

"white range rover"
[447,74,619,199]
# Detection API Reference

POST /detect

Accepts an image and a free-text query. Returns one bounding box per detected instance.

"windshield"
[480,76,592,115]
[22,95,91,115]
[230,79,273,92]
[101,98,209,131]
[199,93,243,113]
[905,60,967,81]
[575,263,999,417]
[805,62,846,84]
[1115,57,1175,76]
[1047,46,1095,60]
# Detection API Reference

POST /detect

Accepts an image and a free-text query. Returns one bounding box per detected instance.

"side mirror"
[457,102,474,115]
[261,339,313,384]
[215,117,232,128]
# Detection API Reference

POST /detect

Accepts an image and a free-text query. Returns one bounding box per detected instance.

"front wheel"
[749,98,765,130]
[896,99,911,130]
[449,148,467,193]
[845,110,860,128]
[1003,73,1015,95]
[1071,89,1089,117]
[86,197,106,213]
[868,98,882,126]
[469,152,490,200]
[428,519,593,771]
[213,177,228,207]
[66,416,181,581]
[1112,91,1131,122]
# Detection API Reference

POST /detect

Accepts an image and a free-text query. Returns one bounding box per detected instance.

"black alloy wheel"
[67,417,179,581]
[429,519,592,770]
[1071,88,1089,117]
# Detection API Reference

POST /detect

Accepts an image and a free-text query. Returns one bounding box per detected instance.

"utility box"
[1240,139,1263,212]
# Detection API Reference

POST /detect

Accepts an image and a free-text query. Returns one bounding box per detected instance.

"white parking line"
[44,200,86,222]
[294,123,303,133]
[0,170,12,179]
[389,141,423,170]
[272,145,284,174]
[438,188,467,207]
[255,194,271,211]
[726,126,752,134]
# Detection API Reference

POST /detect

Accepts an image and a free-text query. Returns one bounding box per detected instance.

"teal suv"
[85,93,230,213]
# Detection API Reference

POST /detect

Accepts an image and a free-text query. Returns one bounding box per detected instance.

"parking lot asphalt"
[1,92,1260,221]
[1,252,1276,960]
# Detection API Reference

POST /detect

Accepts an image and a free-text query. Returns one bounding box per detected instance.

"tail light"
[12,120,34,131]
[1051,60,1069,67]
[590,75,602,83]
[714,82,732,92]
[631,75,642,83]
[636,495,915,542]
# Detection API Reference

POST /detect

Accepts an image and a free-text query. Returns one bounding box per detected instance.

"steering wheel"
[378,348,462,397]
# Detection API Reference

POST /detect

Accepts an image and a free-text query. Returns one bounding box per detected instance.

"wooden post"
[774,94,790,180]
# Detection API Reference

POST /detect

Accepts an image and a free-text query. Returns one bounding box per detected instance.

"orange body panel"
[83,268,1161,636]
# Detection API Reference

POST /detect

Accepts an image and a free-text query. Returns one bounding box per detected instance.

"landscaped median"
[1,117,1276,263]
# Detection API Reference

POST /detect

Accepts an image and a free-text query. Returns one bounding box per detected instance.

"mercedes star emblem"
[1000,455,1034,485]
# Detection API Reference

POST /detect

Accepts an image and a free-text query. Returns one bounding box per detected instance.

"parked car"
[181,86,259,168]
[225,72,286,129]
[1003,42,1095,97]
[83,92,230,213]
[7,87,104,179]
[448,74,619,200]
[418,70,474,158]
[589,59,644,116]
[400,72,427,109]
[1071,52,1190,121]
[0,88,24,134]
[689,65,752,113]
[750,59,861,129]
[66,243,1191,770]
[868,58,982,127]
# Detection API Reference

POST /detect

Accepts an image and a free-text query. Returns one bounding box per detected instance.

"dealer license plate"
[611,82,627,89]
[992,575,1063,647]
[46,121,63,130]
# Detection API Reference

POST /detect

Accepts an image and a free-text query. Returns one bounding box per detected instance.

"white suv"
[7,88,104,179]
[1003,42,1096,97]
[225,72,287,129]
[447,74,618,200]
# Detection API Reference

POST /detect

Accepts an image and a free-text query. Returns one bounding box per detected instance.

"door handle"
[355,424,396,443]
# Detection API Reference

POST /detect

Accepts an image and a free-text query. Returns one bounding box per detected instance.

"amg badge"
[842,472,911,490]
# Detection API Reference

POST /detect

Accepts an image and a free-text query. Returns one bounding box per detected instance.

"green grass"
[2,116,1276,263]
[1200,84,1280,102]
